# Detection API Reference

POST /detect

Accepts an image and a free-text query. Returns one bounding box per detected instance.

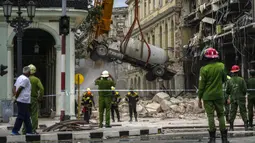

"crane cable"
[120,0,151,65]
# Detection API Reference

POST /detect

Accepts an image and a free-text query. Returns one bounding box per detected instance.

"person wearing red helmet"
[247,69,255,130]
[198,47,229,143]
[226,65,248,131]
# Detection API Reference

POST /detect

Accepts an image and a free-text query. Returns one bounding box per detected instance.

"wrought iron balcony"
[0,0,88,10]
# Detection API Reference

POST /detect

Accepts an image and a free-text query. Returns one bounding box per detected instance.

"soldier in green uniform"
[198,47,229,143]
[23,64,44,134]
[224,75,231,123]
[111,86,121,122]
[226,65,248,131]
[81,88,95,123]
[95,70,115,128]
[125,88,139,122]
[247,69,255,130]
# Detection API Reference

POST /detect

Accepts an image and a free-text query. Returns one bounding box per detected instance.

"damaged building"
[182,0,255,89]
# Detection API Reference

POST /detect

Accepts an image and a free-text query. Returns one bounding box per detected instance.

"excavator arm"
[94,0,114,38]
[89,0,176,81]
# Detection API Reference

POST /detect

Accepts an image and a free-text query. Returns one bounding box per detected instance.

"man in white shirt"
[12,66,33,135]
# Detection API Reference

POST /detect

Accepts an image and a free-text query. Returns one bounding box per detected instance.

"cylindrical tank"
[121,38,168,64]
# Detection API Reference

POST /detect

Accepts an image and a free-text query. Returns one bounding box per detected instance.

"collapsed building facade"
[182,0,255,90]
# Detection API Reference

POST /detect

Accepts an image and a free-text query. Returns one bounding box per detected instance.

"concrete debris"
[115,92,207,120]
[152,92,170,103]
[145,102,162,114]
[170,97,181,104]
[160,100,173,111]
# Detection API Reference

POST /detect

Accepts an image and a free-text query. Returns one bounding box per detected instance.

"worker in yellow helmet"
[111,86,121,122]
[22,64,44,134]
[81,88,95,123]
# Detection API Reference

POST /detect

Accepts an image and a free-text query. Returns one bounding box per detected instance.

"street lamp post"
[3,0,36,76]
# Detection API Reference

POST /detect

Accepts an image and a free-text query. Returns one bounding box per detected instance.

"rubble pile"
[119,92,205,119]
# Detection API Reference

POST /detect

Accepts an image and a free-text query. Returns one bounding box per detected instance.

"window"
[160,26,162,48]
[144,1,147,16]
[165,23,168,48]
[190,0,196,12]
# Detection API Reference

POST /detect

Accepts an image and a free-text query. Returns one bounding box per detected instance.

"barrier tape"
[37,89,255,97]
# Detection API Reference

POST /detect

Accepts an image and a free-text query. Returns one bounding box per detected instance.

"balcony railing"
[0,0,88,10]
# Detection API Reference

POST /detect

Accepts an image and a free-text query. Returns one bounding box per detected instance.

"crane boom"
[94,0,114,38]
[88,0,177,81]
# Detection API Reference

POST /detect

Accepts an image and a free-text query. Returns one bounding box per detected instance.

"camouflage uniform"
[95,77,115,128]
[22,75,44,134]
[224,76,231,123]
[198,62,227,132]
[226,75,248,130]
[247,70,255,128]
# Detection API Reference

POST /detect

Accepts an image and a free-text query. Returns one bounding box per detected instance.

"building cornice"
[0,8,88,28]
[132,6,181,36]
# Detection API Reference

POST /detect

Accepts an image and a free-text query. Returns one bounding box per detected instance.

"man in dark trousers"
[247,69,255,130]
[12,66,33,135]
[81,88,95,123]
[111,86,121,122]
[198,47,229,143]
[226,65,248,131]
[125,88,139,122]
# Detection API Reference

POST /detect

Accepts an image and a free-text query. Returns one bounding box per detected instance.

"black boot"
[245,120,249,131]
[118,118,121,122]
[220,129,229,143]
[226,116,230,124]
[249,119,253,130]
[208,130,216,143]
[229,122,234,131]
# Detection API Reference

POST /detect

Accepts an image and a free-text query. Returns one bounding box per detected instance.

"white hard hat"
[87,88,91,91]
[101,70,109,77]
[28,64,36,74]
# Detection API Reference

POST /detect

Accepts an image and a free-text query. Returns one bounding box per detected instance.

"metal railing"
[0,0,88,10]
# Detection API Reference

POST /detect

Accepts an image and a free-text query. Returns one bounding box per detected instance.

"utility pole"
[61,0,67,116]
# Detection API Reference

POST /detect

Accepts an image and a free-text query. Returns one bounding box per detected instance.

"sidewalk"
[0,117,250,143]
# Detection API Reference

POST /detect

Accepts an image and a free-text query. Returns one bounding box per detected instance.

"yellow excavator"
[88,0,176,81]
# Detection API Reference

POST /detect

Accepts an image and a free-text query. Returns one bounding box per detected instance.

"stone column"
[55,45,62,116]
[7,45,14,99]
[65,32,75,118]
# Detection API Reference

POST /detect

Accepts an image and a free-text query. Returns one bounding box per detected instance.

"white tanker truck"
[88,37,176,81]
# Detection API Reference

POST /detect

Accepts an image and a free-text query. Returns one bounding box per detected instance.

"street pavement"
[0,117,253,143]
[39,135,255,143]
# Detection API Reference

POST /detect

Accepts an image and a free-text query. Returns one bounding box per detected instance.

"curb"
[0,128,162,142]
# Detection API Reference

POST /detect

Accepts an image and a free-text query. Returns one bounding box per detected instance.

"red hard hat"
[204,47,219,59]
[231,65,240,73]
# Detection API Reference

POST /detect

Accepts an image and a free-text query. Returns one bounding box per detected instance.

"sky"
[113,0,127,7]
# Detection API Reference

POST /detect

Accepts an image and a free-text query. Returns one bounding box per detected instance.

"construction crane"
[88,0,176,81]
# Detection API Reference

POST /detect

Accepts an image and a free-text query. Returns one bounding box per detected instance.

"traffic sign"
[75,73,84,85]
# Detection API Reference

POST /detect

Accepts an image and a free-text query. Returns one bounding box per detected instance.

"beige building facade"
[124,0,186,97]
